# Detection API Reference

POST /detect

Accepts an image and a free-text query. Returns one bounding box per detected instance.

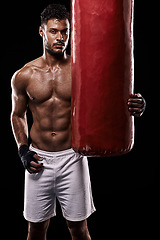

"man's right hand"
[18,145,44,174]
[28,153,44,174]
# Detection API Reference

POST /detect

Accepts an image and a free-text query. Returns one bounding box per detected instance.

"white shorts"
[24,145,96,223]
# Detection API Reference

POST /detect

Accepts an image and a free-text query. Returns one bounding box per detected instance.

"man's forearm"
[11,113,28,148]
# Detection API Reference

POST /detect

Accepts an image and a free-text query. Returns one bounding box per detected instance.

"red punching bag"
[71,0,135,157]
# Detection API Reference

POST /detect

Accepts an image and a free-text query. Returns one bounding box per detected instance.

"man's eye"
[50,30,57,34]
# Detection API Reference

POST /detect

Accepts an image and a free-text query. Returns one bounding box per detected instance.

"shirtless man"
[11,4,146,240]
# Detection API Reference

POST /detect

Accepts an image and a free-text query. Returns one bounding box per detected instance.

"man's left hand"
[128,93,146,117]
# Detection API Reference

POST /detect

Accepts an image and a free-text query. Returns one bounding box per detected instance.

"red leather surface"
[71,0,135,157]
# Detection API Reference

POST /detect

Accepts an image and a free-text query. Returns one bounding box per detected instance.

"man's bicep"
[11,72,28,117]
[11,92,28,117]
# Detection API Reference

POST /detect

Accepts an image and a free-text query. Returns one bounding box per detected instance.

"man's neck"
[42,49,67,67]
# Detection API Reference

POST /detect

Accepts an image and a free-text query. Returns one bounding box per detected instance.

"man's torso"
[22,56,71,151]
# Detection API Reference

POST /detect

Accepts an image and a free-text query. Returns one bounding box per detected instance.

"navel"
[51,132,56,136]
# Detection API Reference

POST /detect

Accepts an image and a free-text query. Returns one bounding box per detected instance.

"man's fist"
[128,93,146,117]
[18,145,43,174]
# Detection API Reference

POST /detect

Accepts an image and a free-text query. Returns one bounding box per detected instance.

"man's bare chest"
[26,67,71,103]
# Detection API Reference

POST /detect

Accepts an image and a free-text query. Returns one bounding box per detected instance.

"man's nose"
[56,31,63,41]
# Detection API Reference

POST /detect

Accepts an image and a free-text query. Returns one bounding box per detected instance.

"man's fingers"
[30,161,43,169]
[128,107,143,113]
[33,154,43,161]
[28,160,44,174]
[128,93,146,118]
[130,111,143,117]
[29,166,43,173]
[130,93,142,98]
[128,98,143,104]
[128,102,143,108]
[128,93,146,110]
[29,153,44,173]
[129,93,143,102]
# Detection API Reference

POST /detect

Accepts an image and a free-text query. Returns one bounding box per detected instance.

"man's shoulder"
[16,57,43,77]
[11,57,43,89]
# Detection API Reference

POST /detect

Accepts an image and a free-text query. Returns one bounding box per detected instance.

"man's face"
[40,18,70,56]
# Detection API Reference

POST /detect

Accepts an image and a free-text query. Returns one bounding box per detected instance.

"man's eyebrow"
[49,28,58,31]
[49,28,68,31]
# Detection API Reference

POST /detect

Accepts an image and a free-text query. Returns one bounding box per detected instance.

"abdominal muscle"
[29,106,72,152]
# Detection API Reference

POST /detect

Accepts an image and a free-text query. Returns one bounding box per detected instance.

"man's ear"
[39,26,44,37]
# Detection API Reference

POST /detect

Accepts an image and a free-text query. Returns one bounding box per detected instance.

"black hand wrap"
[18,145,37,169]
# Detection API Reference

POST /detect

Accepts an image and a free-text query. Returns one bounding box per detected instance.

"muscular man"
[11,4,146,240]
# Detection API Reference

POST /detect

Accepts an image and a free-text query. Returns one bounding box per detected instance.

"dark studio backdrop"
[1,0,155,239]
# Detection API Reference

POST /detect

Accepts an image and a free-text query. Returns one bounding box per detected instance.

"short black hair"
[40,4,70,26]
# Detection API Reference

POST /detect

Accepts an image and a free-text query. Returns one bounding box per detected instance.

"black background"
[1,0,155,239]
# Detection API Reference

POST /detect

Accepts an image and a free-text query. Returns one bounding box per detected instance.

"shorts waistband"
[29,144,76,157]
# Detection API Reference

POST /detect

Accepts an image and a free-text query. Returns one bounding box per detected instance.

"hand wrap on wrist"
[18,145,37,169]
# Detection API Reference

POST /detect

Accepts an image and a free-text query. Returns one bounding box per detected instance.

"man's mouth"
[53,43,64,48]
